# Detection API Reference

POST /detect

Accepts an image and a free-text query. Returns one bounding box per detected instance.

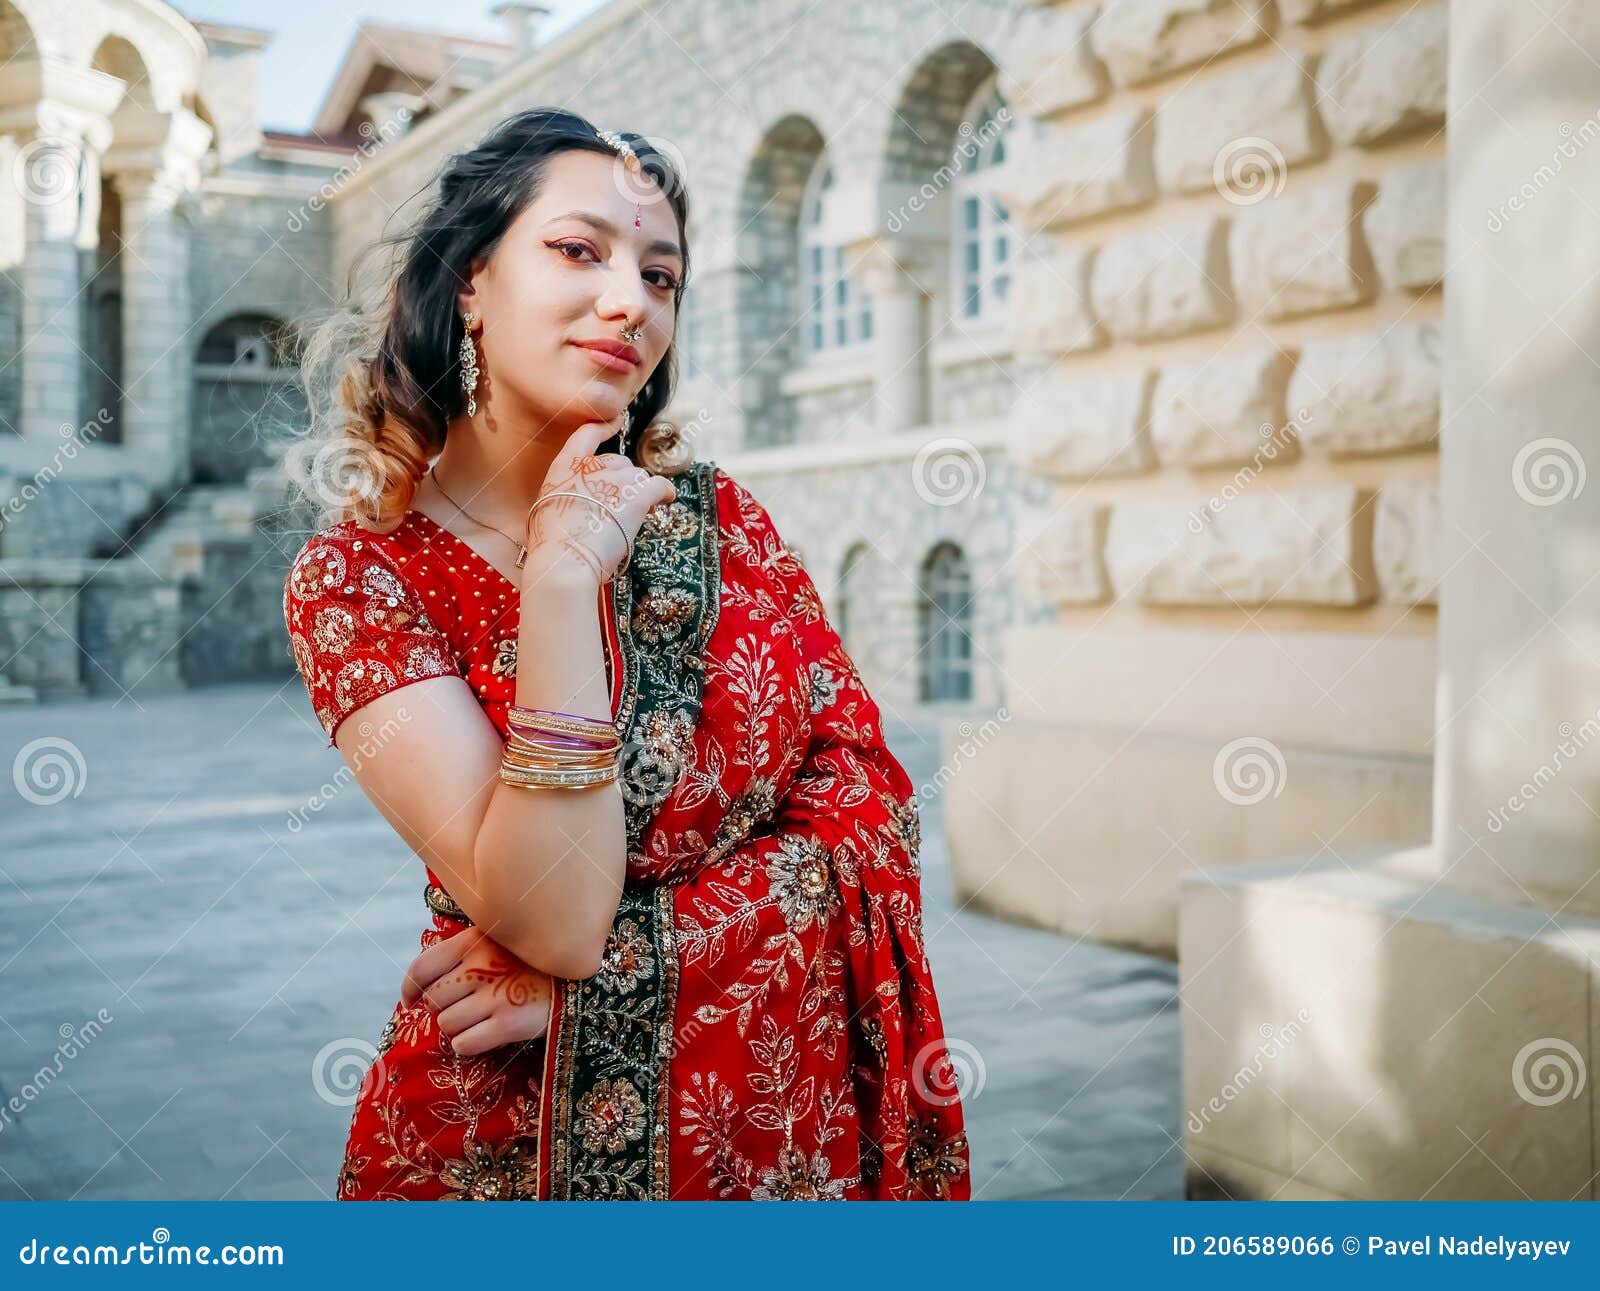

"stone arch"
[77,3,206,116]
[191,311,304,484]
[734,113,825,448]
[881,40,1000,188]
[90,34,157,110]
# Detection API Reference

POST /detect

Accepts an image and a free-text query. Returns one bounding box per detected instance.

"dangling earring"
[618,408,633,457]
[459,310,480,417]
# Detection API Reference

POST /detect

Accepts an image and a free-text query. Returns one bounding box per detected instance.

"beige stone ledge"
[941,720,1429,958]
[1185,1140,1357,1201]
[1180,849,1600,1199]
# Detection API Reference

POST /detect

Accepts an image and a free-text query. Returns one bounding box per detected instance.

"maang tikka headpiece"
[596,127,644,229]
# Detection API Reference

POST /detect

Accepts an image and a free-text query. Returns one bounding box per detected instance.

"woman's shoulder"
[706,467,812,594]
[707,465,776,534]
[283,513,441,620]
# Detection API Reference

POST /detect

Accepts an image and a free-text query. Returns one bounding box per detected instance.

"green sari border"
[544,459,719,1199]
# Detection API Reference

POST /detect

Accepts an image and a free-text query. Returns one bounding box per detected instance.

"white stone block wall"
[1008,0,1446,624]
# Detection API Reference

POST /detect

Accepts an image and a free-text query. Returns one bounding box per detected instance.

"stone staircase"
[0,471,315,699]
[0,676,37,704]
[132,482,261,577]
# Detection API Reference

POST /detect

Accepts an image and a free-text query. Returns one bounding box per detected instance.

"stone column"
[847,236,938,434]
[1433,4,1600,917]
[1,89,116,444]
[105,113,209,489]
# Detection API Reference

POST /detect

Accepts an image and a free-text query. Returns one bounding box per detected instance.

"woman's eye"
[552,240,677,291]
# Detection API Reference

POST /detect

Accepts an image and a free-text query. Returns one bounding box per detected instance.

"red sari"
[283,462,971,1200]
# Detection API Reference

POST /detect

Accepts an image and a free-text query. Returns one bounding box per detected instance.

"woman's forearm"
[471,554,627,978]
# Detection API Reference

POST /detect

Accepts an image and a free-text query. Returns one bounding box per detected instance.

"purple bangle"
[507,722,615,750]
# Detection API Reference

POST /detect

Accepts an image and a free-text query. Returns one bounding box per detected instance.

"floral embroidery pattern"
[765,834,840,933]
[807,659,838,714]
[574,1077,647,1155]
[491,636,517,679]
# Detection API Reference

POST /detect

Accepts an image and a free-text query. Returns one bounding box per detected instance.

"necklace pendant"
[515,542,528,570]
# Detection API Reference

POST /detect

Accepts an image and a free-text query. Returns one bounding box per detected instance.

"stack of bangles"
[499,705,622,789]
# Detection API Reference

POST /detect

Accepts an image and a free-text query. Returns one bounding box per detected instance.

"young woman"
[283,108,970,1201]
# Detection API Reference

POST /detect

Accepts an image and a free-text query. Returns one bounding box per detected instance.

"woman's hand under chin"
[400,925,555,1055]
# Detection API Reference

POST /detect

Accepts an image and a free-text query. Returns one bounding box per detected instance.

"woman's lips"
[571,342,638,373]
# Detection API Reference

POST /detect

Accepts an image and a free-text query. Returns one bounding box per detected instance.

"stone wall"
[947,0,1446,953]
[1004,0,1443,625]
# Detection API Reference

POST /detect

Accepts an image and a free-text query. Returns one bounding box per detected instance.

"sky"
[182,1,611,133]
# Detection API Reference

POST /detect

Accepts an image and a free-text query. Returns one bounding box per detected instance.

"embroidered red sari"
[283,462,971,1199]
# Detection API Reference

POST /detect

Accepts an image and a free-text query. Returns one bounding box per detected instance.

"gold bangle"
[498,761,619,789]
[501,744,619,773]
[523,491,632,579]
[505,742,617,761]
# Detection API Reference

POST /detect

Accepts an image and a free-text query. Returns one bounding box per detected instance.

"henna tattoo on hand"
[462,954,549,1008]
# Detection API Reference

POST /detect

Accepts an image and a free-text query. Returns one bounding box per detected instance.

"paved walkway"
[0,682,1181,1200]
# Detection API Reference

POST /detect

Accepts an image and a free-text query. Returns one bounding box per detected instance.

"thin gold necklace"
[428,469,527,564]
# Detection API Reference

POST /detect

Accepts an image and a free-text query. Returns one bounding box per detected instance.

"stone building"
[0,2,515,693]
[3,0,1599,1200]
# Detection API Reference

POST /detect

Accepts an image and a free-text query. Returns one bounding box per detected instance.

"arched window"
[838,542,875,662]
[192,313,302,484]
[951,80,1013,325]
[800,159,873,356]
[918,542,974,703]
[196,313,296,371]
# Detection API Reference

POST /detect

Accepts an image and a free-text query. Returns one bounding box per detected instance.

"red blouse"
[283,464,971,1200]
